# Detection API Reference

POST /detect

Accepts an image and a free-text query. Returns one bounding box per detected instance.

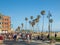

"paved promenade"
[0,40,49,45]
[0,40,60,45]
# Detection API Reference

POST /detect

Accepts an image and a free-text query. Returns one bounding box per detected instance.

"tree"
[16,26,20,33]
[41,10,45,33]
[49,19,53,32]
[36,15,41,33]
[29,21,31,25]
[47,11,52,38]
[25,17,28,30]
[30,16,33,32]
[30,16,33,20]
[37,15,41,19]
[18,26,20,30]
[21,23,24,30]
[29,21,32,31]
[25,17,28,21]
[49,19,53,23]
[31,21,35,33]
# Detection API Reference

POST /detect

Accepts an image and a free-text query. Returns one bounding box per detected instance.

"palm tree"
[41,10,45,33]
[29,21,32,31]
[21,23,24,30]
[18,26,20,30]
[35,15,40,24]
[47,11,52,38]
[35,18,39,33]
[30,16,33,20]
[49,19,53,32]
[25,17,28,30]
[16,26,20,33]
[37,15,41,33]
[30,16,33,32]
[31,21,35,34]
[29,21,31,25]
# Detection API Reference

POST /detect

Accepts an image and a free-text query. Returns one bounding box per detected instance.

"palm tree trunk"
[48,18,51,39]
[33,26,34,36]
[37,23,40,34]
[25,21,27,30]
[42,15,44,34]
[49,22,50,38]
[51,23,52,37]
[51,23,52,32]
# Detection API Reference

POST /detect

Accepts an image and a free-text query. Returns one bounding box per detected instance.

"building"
[0,13,11,33]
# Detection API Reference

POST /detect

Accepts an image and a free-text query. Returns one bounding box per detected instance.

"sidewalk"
[56,42,60,45]
[43,40,60,45]
[31,40,50,45]
[18,40,50,45]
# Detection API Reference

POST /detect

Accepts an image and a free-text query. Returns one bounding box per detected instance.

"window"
[5,19,8,21]
[5,22,8,24]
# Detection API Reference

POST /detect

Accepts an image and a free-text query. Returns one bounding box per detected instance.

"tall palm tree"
[49,19,53,32]
[47,11,52,38]
[41,10,45,33]
[35,18,39,33]
[31,21,35,35]
[30,16,33,32]
[25,17,28,30]
[29,21,32,31]
[37,15,41,33]
[21,23,24,30]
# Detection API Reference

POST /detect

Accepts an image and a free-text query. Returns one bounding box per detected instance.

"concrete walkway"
[0,40,60,45]
[56,42,60,45]
[30,40,50,45]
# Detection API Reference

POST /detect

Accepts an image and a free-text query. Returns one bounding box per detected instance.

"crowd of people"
[0,32,57,41]
[0,32,32,42]
[36,33,57,41]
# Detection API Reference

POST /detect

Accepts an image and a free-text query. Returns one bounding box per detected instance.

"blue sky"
[0,0,60,32]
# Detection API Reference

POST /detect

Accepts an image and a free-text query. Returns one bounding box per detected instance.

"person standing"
[13,33,17,41]
[0,34,4,43]
[55,33,57,39]
[26,34,30,44]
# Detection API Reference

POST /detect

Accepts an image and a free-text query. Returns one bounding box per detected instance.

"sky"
[0,0,60,32]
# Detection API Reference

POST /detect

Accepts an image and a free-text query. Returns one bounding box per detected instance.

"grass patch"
[50,37,60,42]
